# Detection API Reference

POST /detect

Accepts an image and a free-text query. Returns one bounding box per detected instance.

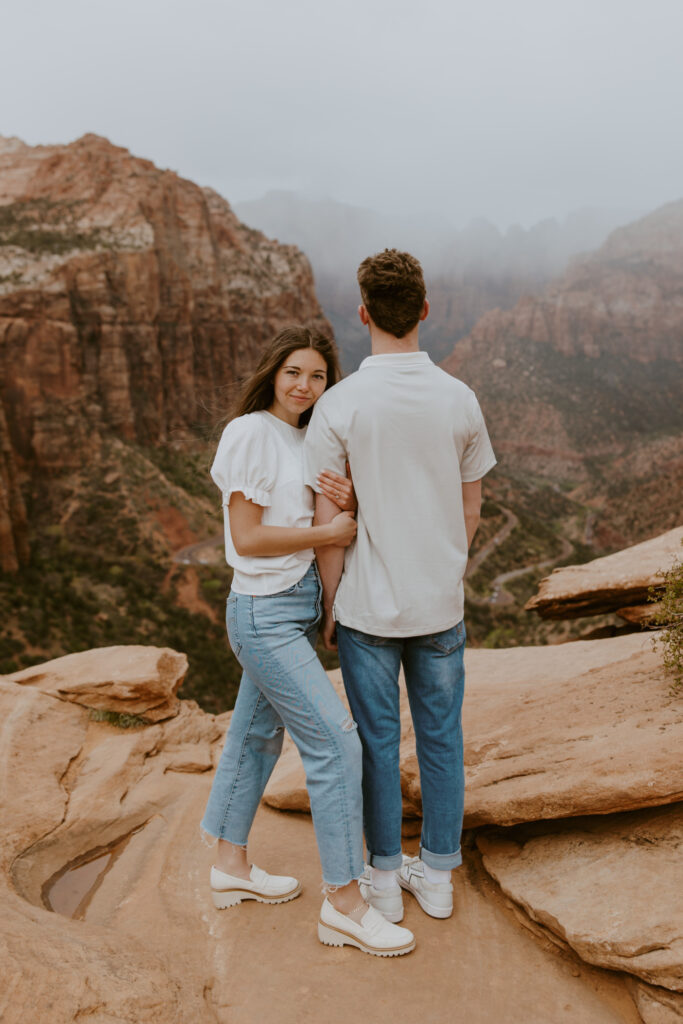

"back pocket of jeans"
[424,620,466,654]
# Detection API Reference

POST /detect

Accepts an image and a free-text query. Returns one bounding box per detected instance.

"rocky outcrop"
[0,133,329,479]
[477,803,683,992]
[630,983,683,1024]
[525,526,683,620]
[445,199,683,367]
[0,645,658,1024]
[0,675,223,1023]
[441,201,683,484]
[265,633,683,826]
[7,644,188,721]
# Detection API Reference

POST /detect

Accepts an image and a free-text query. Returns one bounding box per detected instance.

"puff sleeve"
[210,415,277,507]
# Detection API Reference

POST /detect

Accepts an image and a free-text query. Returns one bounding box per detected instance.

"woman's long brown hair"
[232,325,341,425]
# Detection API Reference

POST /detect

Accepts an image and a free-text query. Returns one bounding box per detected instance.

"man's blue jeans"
[337,619,467,872]
[201,565,364,886]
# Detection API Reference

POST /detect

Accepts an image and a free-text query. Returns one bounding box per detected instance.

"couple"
[200,249,496,957]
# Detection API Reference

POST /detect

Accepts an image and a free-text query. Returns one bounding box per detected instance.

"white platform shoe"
[211,864,301,908]
[318,897,415,956]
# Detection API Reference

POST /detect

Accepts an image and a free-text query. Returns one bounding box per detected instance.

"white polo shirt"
[303,351,496,636]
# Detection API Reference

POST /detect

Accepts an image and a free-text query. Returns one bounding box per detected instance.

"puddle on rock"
[43,825,145,919]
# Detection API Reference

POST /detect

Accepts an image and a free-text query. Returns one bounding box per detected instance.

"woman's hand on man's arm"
[317,462,356,513]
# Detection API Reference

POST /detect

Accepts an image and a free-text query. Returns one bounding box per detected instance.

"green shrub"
[651,546,683,692]
[89,709,148,729]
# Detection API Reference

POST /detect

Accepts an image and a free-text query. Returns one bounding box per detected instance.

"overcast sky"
[2,0,682,227]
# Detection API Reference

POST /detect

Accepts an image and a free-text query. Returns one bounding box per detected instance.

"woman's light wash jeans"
[201,564,364,886]
[337,619,467,872]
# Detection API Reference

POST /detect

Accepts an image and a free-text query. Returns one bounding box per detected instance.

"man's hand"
[321,608,338,651]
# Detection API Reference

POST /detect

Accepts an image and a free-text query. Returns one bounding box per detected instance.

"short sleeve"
[210,415,277,507]
[303,400,346,490]
[461,392,497,482]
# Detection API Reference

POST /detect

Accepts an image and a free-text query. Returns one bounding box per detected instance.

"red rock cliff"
[442,201,683,480]
[0,133,330,469]
[0,134,331,569]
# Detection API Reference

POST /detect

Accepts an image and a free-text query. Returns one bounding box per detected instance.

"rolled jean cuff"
[367,851,403,870]
[420,845,462,871]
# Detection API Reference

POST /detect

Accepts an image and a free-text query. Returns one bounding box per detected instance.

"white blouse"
[211,411,314,595]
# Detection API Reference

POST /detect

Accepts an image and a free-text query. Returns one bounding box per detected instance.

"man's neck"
[369,324,420,356]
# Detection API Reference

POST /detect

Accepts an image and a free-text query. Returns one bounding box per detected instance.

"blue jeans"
[201,564,364,886]
[336,619,467,872]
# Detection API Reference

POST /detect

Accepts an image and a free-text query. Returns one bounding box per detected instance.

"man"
[304,249,496,923]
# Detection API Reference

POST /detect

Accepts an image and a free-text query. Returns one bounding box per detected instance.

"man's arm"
[462,479,482,550]
[314,492,347,650]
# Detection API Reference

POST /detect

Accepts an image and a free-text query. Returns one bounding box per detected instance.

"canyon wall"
[442,201,683,484]
[0,134,330,569]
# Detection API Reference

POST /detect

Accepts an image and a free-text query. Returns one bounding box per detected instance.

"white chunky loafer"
[318,898,415,956]
[210,864,301,908]
[398,855,453,919]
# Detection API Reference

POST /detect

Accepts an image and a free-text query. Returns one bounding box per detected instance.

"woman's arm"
[229,492,356,557]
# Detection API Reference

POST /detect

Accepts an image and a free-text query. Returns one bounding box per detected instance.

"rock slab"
[477,803,683,993]
[265,633,683,828]
[525,526,683,619]
[7,644,188,721]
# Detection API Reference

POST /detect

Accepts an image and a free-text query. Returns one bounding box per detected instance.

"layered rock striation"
[0,133,330,568]
[9,644,188,721]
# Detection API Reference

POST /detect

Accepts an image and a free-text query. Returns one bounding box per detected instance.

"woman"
[200,325,414,956]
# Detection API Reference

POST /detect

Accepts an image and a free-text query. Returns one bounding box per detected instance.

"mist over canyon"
[235,191,637,369]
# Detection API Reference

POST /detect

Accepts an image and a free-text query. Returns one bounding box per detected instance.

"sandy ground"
[193,806,641,1024]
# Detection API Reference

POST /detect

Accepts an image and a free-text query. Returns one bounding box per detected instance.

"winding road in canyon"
[465,508,574,608]
[173,507,575,610]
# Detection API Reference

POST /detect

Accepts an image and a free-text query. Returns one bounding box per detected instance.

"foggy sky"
[3,0,683,228]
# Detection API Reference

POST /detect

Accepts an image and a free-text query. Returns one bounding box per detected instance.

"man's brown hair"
[357,248,426,338]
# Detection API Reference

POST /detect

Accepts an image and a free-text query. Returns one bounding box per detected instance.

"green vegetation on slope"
[651,546,683,693]
[0,441,242,714]
[0,198,110,255]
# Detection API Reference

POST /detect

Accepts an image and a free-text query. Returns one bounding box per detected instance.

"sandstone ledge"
[0,669,647,1024]
[265,633,683,827]
[6,645,188,721]
[525,526,683,619]
[477,803,683,993]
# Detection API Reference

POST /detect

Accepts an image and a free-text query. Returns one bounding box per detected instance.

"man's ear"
[420,299,430,322]
[358,304,370,327]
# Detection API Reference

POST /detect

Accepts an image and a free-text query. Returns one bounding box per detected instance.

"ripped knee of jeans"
[341,712,358,733]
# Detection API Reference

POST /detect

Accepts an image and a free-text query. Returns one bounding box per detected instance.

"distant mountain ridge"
[235,191,637,369]
[442,199,683,548]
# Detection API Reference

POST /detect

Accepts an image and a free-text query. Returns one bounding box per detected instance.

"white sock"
[372,867,398,890]
[423,863,451,885]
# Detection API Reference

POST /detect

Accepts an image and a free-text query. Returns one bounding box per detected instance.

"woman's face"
[270,348,328,425]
